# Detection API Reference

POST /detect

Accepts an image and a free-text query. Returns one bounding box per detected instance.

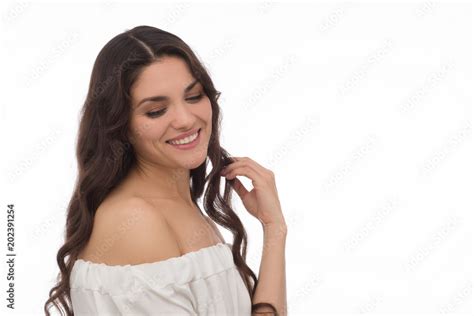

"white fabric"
[70,242,252,315]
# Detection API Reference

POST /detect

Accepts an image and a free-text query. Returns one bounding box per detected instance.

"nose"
[169,100,195,130]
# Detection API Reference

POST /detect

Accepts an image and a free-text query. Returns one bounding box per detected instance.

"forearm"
[252,221,288,316]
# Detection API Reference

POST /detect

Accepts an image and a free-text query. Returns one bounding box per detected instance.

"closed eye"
[187,93,204,102]
[146,93,204,118]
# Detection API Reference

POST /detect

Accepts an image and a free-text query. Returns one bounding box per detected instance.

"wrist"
[262,220,287,238]
[262,216,287,229]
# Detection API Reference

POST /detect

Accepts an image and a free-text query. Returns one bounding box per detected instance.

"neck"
[126,161,194,207]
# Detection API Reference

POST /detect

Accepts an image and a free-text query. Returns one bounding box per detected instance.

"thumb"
[229,177,249,199]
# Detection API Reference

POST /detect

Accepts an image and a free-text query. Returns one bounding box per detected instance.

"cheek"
[130,117,166,148]
[200,99,212,123]
[208,102,213,121]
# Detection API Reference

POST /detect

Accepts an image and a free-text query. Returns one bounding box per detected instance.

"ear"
[126,131,135,147]
[126,124,136,145]
[127,134,136,146]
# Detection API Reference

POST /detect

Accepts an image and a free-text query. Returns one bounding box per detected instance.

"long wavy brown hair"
[44,25,277,315]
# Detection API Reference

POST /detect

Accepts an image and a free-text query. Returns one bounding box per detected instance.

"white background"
[0,1,472,315]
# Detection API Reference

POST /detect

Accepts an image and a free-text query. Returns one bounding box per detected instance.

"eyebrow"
[135,79,200,109]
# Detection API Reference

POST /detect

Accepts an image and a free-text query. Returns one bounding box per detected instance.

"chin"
[179,149,208,170]
[180,157,206,170]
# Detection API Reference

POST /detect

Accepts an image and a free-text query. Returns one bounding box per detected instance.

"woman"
[44,25,287,315]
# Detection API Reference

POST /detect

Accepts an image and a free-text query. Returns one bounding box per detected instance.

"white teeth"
[169,131,198,145]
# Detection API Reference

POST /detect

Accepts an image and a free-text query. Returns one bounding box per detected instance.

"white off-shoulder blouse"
[70,242,252,315]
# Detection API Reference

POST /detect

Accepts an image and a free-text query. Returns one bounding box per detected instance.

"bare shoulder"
[204,216,226,244]
[84,197,182,265]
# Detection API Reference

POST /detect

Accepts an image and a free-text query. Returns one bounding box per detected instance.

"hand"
[220,157,285,227]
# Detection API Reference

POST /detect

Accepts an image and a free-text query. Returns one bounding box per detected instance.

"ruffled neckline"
[74,242,231,269]
[70,242,236,295]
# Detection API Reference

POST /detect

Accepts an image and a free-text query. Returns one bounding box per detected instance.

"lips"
[166,128,201,143]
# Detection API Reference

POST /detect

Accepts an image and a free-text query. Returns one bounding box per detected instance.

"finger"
[223,165,267,187]
[229,177,249,199]
[232,157,270,174]
[223,158,266,178]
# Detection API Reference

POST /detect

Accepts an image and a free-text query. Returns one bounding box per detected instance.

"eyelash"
[146,94,204,118]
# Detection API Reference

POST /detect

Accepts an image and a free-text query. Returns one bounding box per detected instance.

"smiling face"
[128,55,212,170]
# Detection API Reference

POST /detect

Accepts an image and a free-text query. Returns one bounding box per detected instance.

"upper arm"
[89,197,182,265]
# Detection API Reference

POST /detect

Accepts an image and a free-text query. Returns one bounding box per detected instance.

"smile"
[166,128,201,150]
